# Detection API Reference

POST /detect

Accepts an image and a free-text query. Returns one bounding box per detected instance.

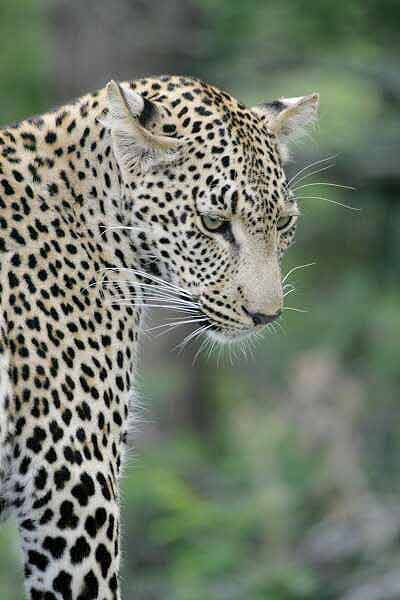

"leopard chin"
[206,323,259,344]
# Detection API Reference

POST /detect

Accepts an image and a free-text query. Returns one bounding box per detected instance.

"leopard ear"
[252,93,319,158]
[101,80,186,178]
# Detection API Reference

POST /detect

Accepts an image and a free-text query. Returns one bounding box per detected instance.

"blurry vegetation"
[0,1,399,599]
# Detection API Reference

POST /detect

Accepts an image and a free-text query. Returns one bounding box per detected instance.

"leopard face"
[104,77,318,341]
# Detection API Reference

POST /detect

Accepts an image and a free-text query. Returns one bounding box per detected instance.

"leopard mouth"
[200,314,258,343]
[207,326,257,343]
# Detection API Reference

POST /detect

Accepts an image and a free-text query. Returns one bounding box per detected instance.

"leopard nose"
[242,306,281,326]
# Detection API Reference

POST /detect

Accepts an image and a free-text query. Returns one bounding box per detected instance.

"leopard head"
[103,76,318,342]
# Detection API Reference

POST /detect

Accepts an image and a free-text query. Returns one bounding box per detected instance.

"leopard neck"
[4,88,124,222]
[3,88,141,273]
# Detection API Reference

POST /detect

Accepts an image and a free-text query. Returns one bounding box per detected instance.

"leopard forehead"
[127,75,287,217]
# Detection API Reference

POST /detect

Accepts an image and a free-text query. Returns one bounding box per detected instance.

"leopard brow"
[198,186,238,218]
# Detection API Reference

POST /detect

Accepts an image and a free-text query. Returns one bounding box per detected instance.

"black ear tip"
[266,100,286,112]
[139,97,156,127]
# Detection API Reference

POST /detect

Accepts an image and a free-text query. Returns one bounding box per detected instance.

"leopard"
[0,74,318,599]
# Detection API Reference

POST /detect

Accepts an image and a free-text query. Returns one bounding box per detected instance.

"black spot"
[28,550,49,572]
[33,490,52,510]
[44,448,57,465]
[106,514,115,541]
[53,570,73,600]
[19,456,31,475]
[27,426,46,453]
[1,179,15,195]
[84,506,107,539]
[12,169,24,182]
[78,570,99,600]
[70,536,91,564]
[45,131,57,144]
[54,466,71,490]
[34,467,48,490]
[48,182,58,196]
[71,473,95,507]
[96,472,112,501]
[20,518,35,531]
[10,227,26,245]
[49,420,64,443]
[221,155,230,168]
[95,543,112,578]
[57,501,79,530]
[162,124,176,134]
[43,536,67,560]
[109,573,118,592]
[39,508,54,526]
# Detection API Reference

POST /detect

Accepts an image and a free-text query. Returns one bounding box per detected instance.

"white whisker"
[295,195,360,211]
[192,335,212,365]
[284,287,296,298]
[100,267,192,298]
[289,162,336,188]
[145,317,208,334]
[292,182,355,192]
[283,283,295,293]
[109,302,199,313]
[175,323,213,354]
[100,225,150,237]
[282,262,315,284]
[138,294,199,308]
[283,306,308,313]
[287,155,337,187]
[126,269,193,297]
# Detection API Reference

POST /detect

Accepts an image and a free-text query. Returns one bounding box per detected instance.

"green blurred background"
[0,1,399,598]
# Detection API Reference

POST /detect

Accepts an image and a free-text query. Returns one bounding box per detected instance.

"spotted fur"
[0,75,318,599]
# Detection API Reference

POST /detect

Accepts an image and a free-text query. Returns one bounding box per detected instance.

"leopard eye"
[277,215,294,231]
[201,214,226,232]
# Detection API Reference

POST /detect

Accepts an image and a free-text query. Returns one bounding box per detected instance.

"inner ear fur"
[252,93,319,145]
[101,80,188,178]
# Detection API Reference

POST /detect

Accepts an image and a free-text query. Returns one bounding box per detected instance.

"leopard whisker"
[93,282,194,308]
[137,292,200,308]
[284,288,296,298]
[124,268,193,298]
[145,317,208,334]
[288,162,336,188]
[292,182,355,192]
[99,225,151,238]
[295,195,360,211]
[109,282,199,307]
[109,302,200,314]
[287,154,337,187]
[109,289,200,309]
[191,335,212,365]
[100,267,193,299]
[282,306,308,313]
[174,323,213,354]
[282,262,315,284]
